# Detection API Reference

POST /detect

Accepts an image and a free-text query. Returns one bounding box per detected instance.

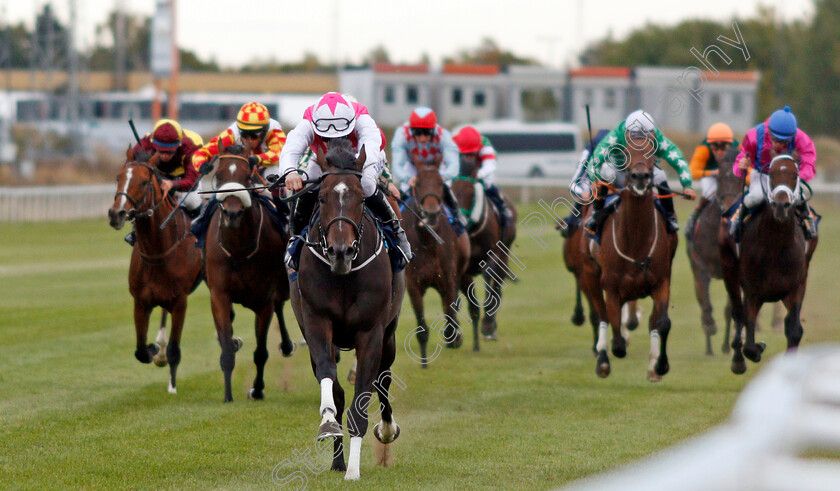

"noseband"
[765,155,801,204]
[412,168,445,219]
[318,169,365,261]
[114,162,167,218]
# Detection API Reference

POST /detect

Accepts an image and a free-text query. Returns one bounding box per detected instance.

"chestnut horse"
[289,140,405,480]
[451,156,517,346]
[720,154,818,375]
[108,149,203,394]
[593,145,680,381]
[404,163,471,359]
[204,140,295,402]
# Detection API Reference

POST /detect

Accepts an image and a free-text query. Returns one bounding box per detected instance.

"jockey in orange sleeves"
[451,125,513,230]
[277,92,412,270]
[684,123,740,241]
[729,106,818,240]
[124,118,203,246]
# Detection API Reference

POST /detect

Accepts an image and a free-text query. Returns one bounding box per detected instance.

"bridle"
[114,162,169,219]
[318,169,366,261]
[765,155,801,205]
[411,167,445,223]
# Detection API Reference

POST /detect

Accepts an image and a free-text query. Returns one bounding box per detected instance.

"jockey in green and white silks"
[585,109,695,235]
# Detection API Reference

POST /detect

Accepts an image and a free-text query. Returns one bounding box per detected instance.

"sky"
[5,0,814,69]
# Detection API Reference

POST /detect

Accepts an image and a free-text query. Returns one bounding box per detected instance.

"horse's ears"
[315,144,328,169]
[356,145,367,170]
[217,137,226,155]
[148,152,160,166]
[126,145,134,162]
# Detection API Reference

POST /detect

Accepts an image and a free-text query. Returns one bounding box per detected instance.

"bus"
[469,120,581,178]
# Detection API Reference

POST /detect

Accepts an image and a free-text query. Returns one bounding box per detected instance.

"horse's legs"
[274,300,296,357]
[742,295,766,363]
[720,239,746,373]
[606,293,626,360]
[133,301,157,364]
[649,280,672,381]
[772,301,786,333]
[722,300,733,354]
[571,278,586,326]
[210,292,236,402]
[441,282,465,351]
[459,278,481,351]
[152,309,169,366]
[689,255,717,355]
[480,271,501,340]
[373,327,401,468]
[408,285,430,366]
[783,287,805,351]
[345,325,385,480]
[248,303,272,400]
[166,297,187,394]
[595,291,620,378]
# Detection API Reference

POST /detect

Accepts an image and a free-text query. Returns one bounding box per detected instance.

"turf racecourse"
[2,198,839,490]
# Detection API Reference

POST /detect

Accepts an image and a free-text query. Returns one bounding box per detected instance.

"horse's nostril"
[346,246,355,257]
[326,246,335,256]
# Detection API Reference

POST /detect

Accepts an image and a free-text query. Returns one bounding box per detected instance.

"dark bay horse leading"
[451,156,518,346]
[108,149,203,394]
[721,154,818,375]
[594,145,682,381]
[290,140,405,480]
[205,140,295,402]
[404,164,471,359]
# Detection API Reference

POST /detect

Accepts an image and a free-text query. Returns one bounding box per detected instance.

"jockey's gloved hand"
[266,174,284,191]
[198,162,214,176]
[248,156,260,167]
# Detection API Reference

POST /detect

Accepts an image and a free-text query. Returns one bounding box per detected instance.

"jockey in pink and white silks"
[729,105,819,240]
[275,92,412,269]
[391,107,467,226]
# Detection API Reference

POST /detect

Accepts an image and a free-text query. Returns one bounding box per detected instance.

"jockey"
[559,128,609,238]
[584,109,696,235]
[192,102,287,175]
[729,106,818,240]
[125,118,203,246]
[277,92,412,269]
[451,125,513,229]
[390,107,466,225]
[684,123,740,241]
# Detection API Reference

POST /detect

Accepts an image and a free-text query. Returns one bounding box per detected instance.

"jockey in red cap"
[452,125,513,230]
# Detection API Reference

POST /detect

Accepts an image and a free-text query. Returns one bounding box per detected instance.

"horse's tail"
[571,282,586,326]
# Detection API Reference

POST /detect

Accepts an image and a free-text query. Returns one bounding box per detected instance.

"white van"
[469,120,580,178]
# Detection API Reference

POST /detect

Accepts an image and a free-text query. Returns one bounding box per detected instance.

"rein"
[214,153,269,263]
[115,162,171,219]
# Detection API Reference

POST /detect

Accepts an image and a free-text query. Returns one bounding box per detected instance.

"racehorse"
[720,154,818,374]
[593,144,680,381]
[204,140,295,402]
[108,149,203,394]
[451,155,518,346]
[289,139,405,480]
[404,162,471,359]
[561,205,640,354]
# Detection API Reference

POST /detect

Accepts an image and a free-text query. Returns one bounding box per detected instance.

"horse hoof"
[232,337,243,352]
[280,341,296,357]
[655,361,670,377]
[331,463,346,472]
[168,383,177,395]
[647,370,662,382]
[483,334,498,341]
[373,422,401,444]
[721,343,731,355]
[446,333,463,349]
[731,360,747,375]
[318,420,343,441]
[596,362,611,378]
[344,469,360,481]
[152,346,168,367]
[247,388,264,400]
[612,342,627,359]
[473,343,480,352]
[571,310,586,326]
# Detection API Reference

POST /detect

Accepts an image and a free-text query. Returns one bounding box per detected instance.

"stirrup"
[124,231,136,246]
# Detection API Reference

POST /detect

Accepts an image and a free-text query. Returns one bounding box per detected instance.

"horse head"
[413,155,445,228]
[317,139,366,275]
[767,154,800,222]
[625,143,656,197]
[109,150,162,229]
[213,139,257,229]
[458,152,480,179]
[716,147,742,213]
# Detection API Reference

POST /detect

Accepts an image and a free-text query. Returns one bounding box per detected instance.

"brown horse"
[108,149,203,394]
[720,154,818,374]
[451,157,518,346]
[204,140,295,402]
[404,164,471,359]
[593,145,681,381]
[562,205,640,354]
[289,139,405,480]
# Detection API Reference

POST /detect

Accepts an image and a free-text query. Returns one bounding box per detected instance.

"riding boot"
[285,190,319,270]
[684,196,710,242]
[442,183,468,228]
[485,184,512,230]
[728,201,747,242]
[366,189,413,269]
[796,201,818,239]
[559,201,585,238]
[271,189,291,231]
[124,225,136,246]
[584,187,606,235]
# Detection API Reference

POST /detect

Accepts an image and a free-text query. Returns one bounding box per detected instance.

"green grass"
[2,198,839,490]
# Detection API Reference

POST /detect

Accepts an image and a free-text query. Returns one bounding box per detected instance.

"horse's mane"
[134,150,153,163]
[325,138,358,170]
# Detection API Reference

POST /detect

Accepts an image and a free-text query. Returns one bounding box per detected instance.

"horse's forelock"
[325,138,357,170]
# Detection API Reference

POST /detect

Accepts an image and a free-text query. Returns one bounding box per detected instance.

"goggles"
[313,117,353,133]
[770,134,792,144]
[411,127,434,137]
[709,142,731,150]
[240,131,263,140]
